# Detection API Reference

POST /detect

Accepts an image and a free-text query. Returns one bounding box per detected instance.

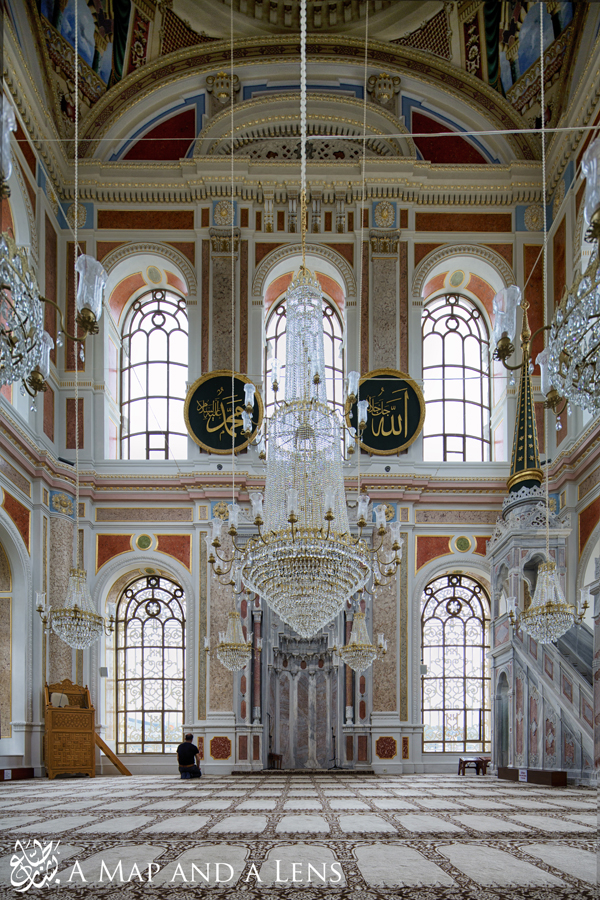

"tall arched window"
[116,575,185,754]
[422,294,490,461]
[121,289,188,460]
[264,296,344,418]
[421,573,490,753]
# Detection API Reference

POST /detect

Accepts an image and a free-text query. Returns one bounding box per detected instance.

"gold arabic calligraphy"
[197,387,247,442]
[366,387,409,439]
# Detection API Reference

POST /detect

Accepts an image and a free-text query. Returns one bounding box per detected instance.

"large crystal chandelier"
[0,232,46,386]
[38,569,113,650]
[209,0,402,644]
[546,138,600,414]
[517,561,578,644]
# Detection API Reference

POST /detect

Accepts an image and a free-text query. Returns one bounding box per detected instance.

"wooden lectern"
[44,679,95,779]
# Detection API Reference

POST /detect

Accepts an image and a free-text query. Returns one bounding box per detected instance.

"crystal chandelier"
[208,0,401,647]
[216,610,253,672]
[36,0,111,650]
[546,138,600,415]
[515,561,581,644]
[339,611,387,674]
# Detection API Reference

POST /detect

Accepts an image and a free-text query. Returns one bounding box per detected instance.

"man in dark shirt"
[176,733,201,778]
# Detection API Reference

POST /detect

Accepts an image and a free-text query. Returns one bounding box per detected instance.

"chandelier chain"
[230,0,235,507]
[74,0,80,554]
[356,0,369,507]
[300,0,307,268]
[540,2,550,562]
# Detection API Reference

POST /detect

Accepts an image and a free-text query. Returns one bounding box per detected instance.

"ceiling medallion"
[373,200,395,228]
[214,200,235,226]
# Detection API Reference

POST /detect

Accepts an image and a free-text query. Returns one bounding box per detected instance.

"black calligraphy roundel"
[184,370,264,454]
[345,368,425,456]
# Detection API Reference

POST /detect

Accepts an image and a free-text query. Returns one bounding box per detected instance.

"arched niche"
[103,243,196,326]
[254,243,355,300]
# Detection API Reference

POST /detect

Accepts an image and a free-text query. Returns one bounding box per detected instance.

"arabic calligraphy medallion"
[345,368,425,455]
[184,370,264,454]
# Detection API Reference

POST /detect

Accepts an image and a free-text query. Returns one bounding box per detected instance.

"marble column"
[209,228,240,370]
[208,535,234,711]
[306,668,318,768]
[345,615,353,723]
[48,514,75,683]
[372,531,398,713]
[369,230,401,369]
[252,609,262,723]
[289,670,298,768]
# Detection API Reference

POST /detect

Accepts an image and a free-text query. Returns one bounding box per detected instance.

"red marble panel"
[255,242,285,265]
[123,108,195,161]
[402,736,409,759]
[327,243,354,266]
[415,243,443,267]
[96,241,126,262]
[357,735,368,762]
[553,216,566,308]
[534,402,546,454]
[240,208,249,228]
[97,209,194,230]
[484,244,513,267]
[545,718,555,758]
[165,270,187,295]
[96,534,132,571]
[562,674,573,703]
[359,700,366,720]
[253,735,260,760]
[240,599,247,620]
[166,242,195,264]
[44,215,57,364]
[240,240,248,372]
[240,674,247,694]
[239,735,248,760]
[201,239,209,372]
[66,242,86,372]
[210,736,231,759]
[241,700,247,720]
[1,384,12,403]
[422,272,446,299]
[524,245,543,374]
[108,272,145,322]
[412,111,488,165]
[361,242,368,371]
[264,273,292,307]
[346,735,353,761]
[529,694,538,756]
[198,736,204,759]
[581,696,593,727]
[43,384,54,442]
[156,534,191,570]
[66,398,84,450]
[466,273,494,318]
[494,621,509,646]
[359,675,366,694]
[2,491,30,552]
[201,208,210,228]
[399,209,408,229]
[529,636,537,660]
[375,736,396,759]
[544,655,553,679]
[416,535,452,571]
[474,536,490,556]
[415,212,511,232]
[399,242,408,371]
[14,119,36,174]
[579,496,600,557]
[1,198,14,236]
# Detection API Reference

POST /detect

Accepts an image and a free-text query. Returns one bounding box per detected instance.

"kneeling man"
[177,733,202,778]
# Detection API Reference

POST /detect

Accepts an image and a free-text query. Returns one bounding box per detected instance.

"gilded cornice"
[79,35,540,161]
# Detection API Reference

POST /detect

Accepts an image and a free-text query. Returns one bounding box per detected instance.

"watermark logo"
[10,840,60,892]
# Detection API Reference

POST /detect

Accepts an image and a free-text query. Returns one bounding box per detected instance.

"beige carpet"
[0,772,596,898]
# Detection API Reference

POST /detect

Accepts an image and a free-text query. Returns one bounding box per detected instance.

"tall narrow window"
[421,573,491,753]
[264,296,344,418]
[116,575,185,754]
[422,294,490,461]
[121,289,188,460]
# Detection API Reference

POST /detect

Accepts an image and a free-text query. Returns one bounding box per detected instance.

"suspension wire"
[73,0,80,566]
[230,0,236,510]
[540,2,550,561]
[356,0,369,506]
[300,0,307,269]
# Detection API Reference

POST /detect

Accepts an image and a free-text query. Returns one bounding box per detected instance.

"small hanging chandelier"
[216,610,253,672]
[38,568,114,650]
[338,611,386,674]
[515,561,582,644]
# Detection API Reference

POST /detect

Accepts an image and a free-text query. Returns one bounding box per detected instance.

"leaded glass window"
[421,573,491,753]
[264,297,344,419]
[116,575,185,754]
[422,294,490,461]
[121,289,188,460]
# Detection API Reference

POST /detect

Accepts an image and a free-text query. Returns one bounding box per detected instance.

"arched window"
[421,573,490,753]
[115,575,185,754]
[422,294,490,461]
[264,296,344,418]
[121,289,188,460]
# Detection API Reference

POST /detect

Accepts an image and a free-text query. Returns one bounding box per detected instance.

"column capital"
[369,229,401,256]
[209,227,240,257]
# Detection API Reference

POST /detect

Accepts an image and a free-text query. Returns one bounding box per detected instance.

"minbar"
[497,767,567,786]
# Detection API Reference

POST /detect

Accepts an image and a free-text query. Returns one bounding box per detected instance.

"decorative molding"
[209,227,240,256]
[252,242,357,298]
[412,242,515,296]
[101,242,197,295]
[12,154,38,264]
[369,229,401,255]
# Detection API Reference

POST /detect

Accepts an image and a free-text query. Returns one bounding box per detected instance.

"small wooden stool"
[458,756,484,776]
[268,752,283,770]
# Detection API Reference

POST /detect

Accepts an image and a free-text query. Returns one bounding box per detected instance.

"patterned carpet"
[0,772,596,899]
